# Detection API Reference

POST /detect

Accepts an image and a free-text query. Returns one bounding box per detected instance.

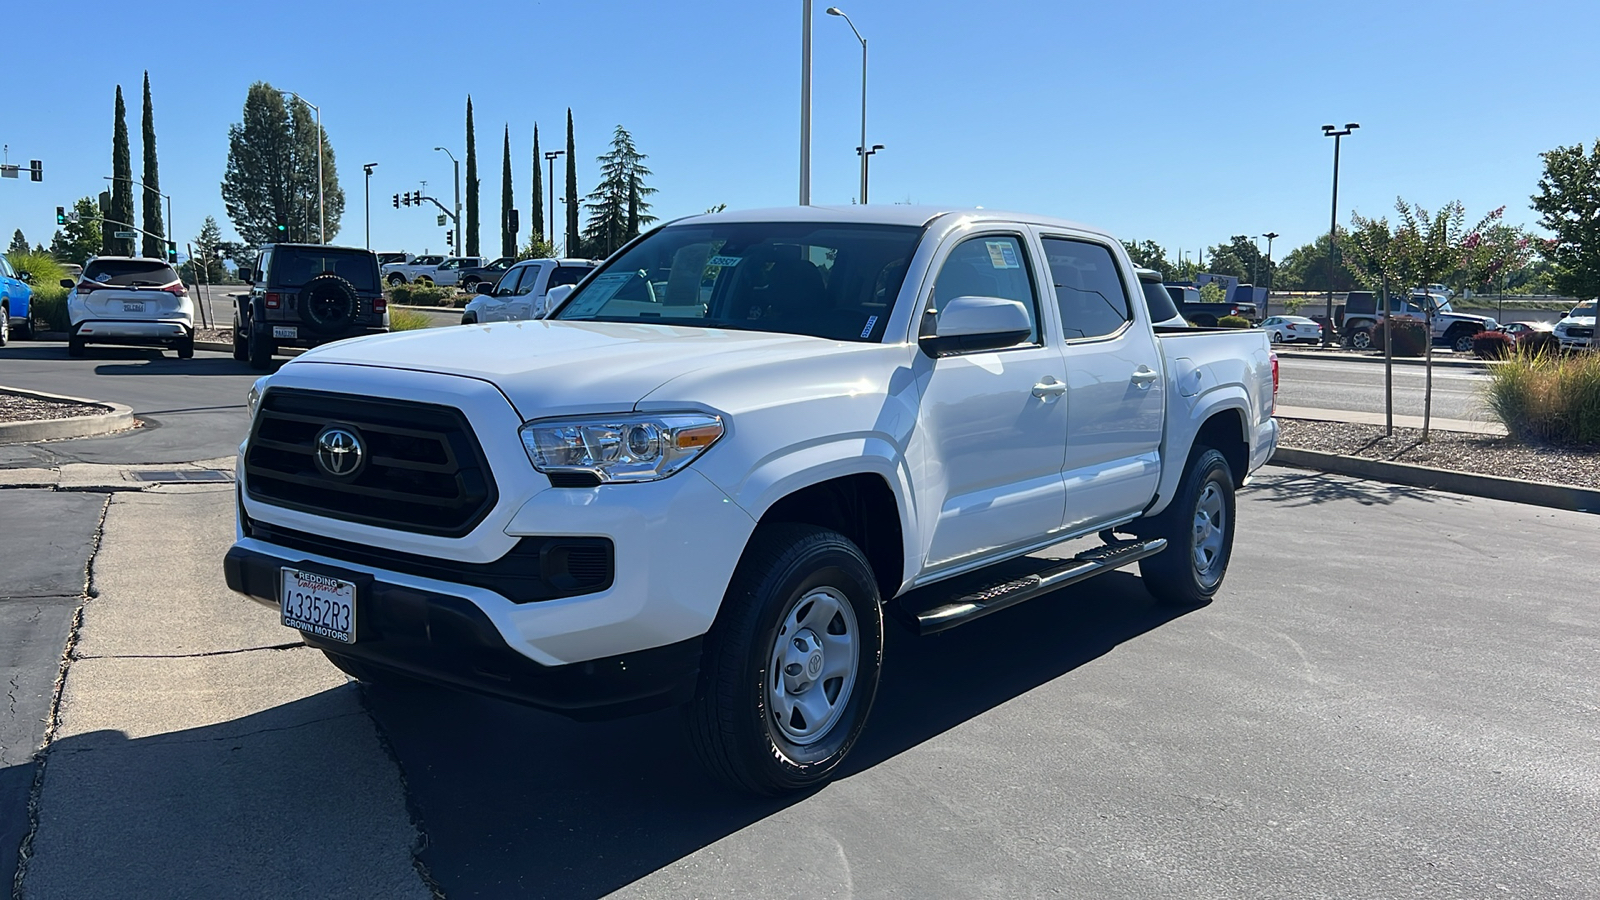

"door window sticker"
[985,240,1020,269]
[860,315,878,338]
[707,255,742,267]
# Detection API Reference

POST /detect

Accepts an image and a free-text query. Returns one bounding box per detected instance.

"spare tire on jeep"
[300,273,361,334]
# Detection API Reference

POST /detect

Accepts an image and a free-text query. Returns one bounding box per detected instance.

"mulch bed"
[1278,419,1600,490]
[0,391,109,424]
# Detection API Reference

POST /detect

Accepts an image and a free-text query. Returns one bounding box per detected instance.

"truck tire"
[386,273,407,286]
[232,321,248,361]
[1137,447,1236,607]
[685,523,884,796]
[247,325,275,370]
[1347,327,1373,350]
[1449,328,1477,353]
[299,273,360,335]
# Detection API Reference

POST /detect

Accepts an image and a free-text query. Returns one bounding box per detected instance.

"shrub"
[1486,352,1600,446]
[5,252,70,332]
[1472,330,1515,359]
[1199,282,1227,305]
[387,282,456,307]
[1216,315,1252,328]
[1516,331,1561,359]
[1369,317,1428,356]
[388,307,431,331]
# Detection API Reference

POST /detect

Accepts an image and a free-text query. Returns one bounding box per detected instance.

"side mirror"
[1559,311,1569,319]
[918,295,1033,357]
[60,278,75,289]
[543,284,575,315]
[475,281,494,295]
[17,272,32,284]
[237,267,254,283]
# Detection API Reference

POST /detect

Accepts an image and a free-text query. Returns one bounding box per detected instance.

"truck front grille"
[244,389,497,537]
[1565,327,1593,339]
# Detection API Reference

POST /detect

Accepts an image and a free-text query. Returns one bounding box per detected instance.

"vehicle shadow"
[1243,468,1452,509]
[92,356,263,376]
[361,570,1189,899]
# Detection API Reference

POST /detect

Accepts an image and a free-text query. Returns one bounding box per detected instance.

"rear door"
[78,259,185,321]
[1038,233,1165,532]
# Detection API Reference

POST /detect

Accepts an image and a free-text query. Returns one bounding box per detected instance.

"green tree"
[565,109,579,256]
[1121,239,1170,274]
[50,198,102,263]
[501,125,516,257]
[178,216,235,283]
[1275,232,1357,292]
[530,123,544,242]
[222,82,345,245]
[8,230,28,255]
[1530,140,1600,298]
[140,71,165,259]
[582,125,657,258]
[107,85,135,256]
[465,96,479,256]
[1203,236,1272,285]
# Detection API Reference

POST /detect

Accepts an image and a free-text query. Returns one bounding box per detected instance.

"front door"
[1039,235,1165,532]
[916,232,1069,572]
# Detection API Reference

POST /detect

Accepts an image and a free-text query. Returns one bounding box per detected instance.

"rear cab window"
[268,248,379,292]
[83,259,181,287]
[1041,238,1132,340]
[548,265,592,290]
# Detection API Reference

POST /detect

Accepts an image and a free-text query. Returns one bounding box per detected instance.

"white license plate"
[272,326,298,339]
[280,568,356,643]
[122,302,145,312]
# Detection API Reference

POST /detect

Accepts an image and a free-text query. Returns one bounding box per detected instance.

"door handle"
[1131,366,1159,389]
[1031,379,1067,398]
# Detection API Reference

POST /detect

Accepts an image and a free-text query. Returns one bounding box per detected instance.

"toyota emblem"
[314,425,365,479]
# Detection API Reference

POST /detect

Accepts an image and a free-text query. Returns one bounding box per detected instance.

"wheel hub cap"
[1191,482,1226,577]
[768,587,859,745]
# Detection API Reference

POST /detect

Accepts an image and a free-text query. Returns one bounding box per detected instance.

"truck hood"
[289,320,848,419]
[1557,315,1596,329]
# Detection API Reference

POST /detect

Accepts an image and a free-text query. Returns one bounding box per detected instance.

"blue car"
[0,254,33,345]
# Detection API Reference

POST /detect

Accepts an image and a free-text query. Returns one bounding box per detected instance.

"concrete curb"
[0,386,136,445]
[1272,446,1600,515]
[194,341,305,358]
[1274,349,1488,370]
[389,304,463,314]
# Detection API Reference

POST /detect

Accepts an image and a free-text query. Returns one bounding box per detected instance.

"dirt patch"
[0,391,110,424]
[1279,418,1599,489]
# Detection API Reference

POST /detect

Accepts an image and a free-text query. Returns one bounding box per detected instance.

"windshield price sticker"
[986,241,1020,269]
[706,255,742,267]
[860,315,878,338]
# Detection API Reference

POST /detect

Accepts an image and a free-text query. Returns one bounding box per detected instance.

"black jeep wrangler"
[234,244,388,370]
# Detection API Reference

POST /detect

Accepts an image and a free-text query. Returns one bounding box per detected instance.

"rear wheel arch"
[1194,407,1249,484]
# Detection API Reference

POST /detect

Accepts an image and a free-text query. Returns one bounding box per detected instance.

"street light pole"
[800,0,813,205]
[278,91,324,243]
[544,150,565,255]
[1321,123,1358,348]
[433,147,462,252]
[1261,231,1279,313]
[362,163,378,249]
[856,144,883,203]
[827,6,868,205]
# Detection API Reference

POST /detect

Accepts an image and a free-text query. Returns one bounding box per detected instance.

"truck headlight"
[520,413,724,483]
[246,383,262,420]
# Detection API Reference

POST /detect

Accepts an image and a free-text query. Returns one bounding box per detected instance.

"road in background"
[195,285,460,332]
[1277,356,1492,422]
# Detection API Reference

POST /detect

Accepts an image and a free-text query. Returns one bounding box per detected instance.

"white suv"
[63,257,195,358]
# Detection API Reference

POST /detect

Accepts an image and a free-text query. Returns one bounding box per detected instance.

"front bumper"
[224,543,702,720]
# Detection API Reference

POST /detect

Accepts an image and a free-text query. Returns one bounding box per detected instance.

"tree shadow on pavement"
[1242,468,1455,509]
[362,571,1189,899]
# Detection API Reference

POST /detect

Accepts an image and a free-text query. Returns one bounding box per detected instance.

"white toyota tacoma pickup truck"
[224,206,1278,795]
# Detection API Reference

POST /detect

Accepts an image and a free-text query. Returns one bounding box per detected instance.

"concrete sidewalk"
[15,486,430,898]
[1276,405,1507,436]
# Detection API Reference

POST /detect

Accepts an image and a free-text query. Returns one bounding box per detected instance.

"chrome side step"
[903,537,1168,635]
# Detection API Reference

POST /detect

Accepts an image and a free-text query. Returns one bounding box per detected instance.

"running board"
[901,537,1168,635]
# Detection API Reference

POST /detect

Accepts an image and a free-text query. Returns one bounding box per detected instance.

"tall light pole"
[102,175,171,258]
[362,163,378,249]
[1321,123,1358,348]
[1261,231,1279,312]
[433,146,462,252]
[544,150,565,255]
[800,0,813,205]
[827,6,869,205]
[856,143,883,203]
[278,90,323,244]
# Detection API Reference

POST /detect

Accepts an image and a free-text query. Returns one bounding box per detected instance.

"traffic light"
[411,190,422,206]
[444,230,453,247]
[167,241,178,263]
[29,160,42,182]
[401,193,411,207]
[392,193,400,209]
[56,206,66,226]
[509,208,519,234]
[276,222,288,235]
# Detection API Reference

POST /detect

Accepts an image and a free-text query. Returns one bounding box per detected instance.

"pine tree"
[8,230,29,255]
[465,97,479,256]
[583,126,657,258]
[530,124,544,242]
[564,110,580,256]
[501,125,515,258]
[221,83,345,244]
[140,72,165,259]
[107,86,135,256]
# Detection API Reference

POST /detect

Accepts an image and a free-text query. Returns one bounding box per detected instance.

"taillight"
[1270,352,1280,415]
[264,292,281,309]
[372,295,387,313]
[161,283,187,297]
[75,281,102,295]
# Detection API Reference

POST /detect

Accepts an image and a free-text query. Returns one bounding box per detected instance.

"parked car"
[1261,315,1324,345]
[61,257,193,358]
[0,254,33,345]
[381,254,446,286]
[225,205,1279,795]
[455,257,517,290]
[1500,321,1552,341]
[233,244,388,370]
[461,258,599,324]
[1134,267,1185,328]
[1553,300,1596,350]
[1340,291,1497,352]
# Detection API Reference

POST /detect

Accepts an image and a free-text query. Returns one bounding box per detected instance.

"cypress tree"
[501,125,514,257]
[107,86,135,256]
[140,72,164,259]
[564,109,579,257]
[465,96,479,256]
[530,124,543,243]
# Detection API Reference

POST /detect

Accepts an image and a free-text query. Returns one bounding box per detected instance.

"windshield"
[552,221,924,341]
[83,259,180,287]
[269,248,379,291]
[1571,301,1597,317]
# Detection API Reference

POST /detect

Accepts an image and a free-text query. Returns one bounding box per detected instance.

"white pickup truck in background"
[460,257,599,324]
[380,254,446,286]
[225,206,1278,795]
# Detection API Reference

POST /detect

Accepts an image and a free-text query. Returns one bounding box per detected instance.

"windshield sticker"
[860,315,878,338]
[707,255,742,268]
[986,241,1019,269]
[563,272,632,316]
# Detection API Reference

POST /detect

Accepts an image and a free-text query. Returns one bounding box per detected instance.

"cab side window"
[930,235,1039,345]
[1042,238,1131,340]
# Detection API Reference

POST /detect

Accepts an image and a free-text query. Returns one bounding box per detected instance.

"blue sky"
[2,0,1595,263]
